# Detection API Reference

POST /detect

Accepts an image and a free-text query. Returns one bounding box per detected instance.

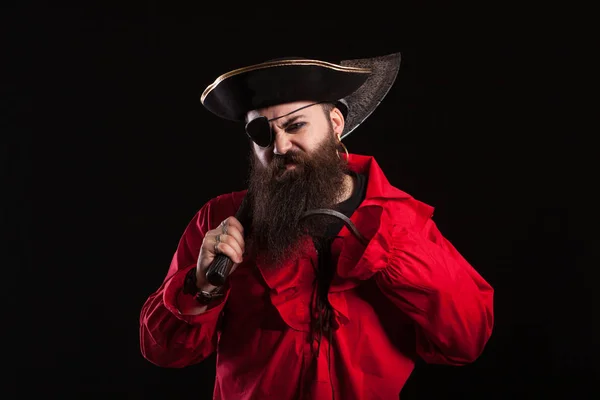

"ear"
[330,107,345,138]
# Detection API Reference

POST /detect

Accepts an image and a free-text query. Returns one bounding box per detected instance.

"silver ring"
[214,234,221,253]
[221,220,228,235]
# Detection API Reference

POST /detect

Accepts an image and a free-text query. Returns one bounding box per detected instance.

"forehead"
[246,100,317,123]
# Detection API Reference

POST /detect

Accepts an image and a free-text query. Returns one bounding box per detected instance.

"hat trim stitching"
[200,59,371,104]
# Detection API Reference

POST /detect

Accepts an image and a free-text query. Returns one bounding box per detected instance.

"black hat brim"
[201,59,371,122]
[200,53,401,138]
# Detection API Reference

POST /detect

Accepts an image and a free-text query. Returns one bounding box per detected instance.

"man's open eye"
[286,122,305,133]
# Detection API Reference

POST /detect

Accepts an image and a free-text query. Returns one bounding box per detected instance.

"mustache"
[270,151,307,169]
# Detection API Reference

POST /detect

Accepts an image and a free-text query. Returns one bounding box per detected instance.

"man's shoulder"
[189,189,248,231]
[203,189,248,214]
[378,190,435,232]
[210,189,248,207]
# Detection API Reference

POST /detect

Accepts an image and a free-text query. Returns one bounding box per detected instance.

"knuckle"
[226,239,239,251]
[224,243,236,255]
[224,234,235,245]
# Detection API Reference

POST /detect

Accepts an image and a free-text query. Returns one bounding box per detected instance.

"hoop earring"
[337,136,349,161]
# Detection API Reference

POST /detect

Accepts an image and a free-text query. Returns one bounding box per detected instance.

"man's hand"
[196,217,245,291]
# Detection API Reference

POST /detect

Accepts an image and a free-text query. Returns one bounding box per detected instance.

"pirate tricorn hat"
[200,52,401,140]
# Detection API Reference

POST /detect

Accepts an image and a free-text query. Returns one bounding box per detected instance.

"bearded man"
[139,53,494,400]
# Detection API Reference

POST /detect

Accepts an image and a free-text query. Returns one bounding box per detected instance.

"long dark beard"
[246,132,350,268]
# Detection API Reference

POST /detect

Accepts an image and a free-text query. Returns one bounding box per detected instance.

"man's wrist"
[195,269,219,293]
[183,267,224,305]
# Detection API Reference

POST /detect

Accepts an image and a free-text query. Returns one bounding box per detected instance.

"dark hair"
[320,102,336,119]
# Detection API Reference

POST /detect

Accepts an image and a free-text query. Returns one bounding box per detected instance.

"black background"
[8,2,597,399]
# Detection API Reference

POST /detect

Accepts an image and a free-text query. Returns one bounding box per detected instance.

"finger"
[219,226,245,254]
[219,219,245,253]
[214,238,244,264]
[215,234,244,262]
[221,217,244,237]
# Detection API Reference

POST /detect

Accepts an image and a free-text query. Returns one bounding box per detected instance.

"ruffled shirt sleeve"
[336,198,494,365]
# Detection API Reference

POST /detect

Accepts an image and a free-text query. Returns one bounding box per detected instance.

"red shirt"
[139,154,494,399]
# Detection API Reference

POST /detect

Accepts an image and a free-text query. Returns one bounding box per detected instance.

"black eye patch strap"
[244,101,328,148]
[267,101,327,123]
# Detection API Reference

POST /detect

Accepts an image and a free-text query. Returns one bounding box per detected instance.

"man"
[139,52,494,399]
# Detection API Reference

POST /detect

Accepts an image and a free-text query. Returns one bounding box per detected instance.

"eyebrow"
[277,114,305,129]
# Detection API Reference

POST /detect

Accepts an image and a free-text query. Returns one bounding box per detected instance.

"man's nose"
[273,131,293,155]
